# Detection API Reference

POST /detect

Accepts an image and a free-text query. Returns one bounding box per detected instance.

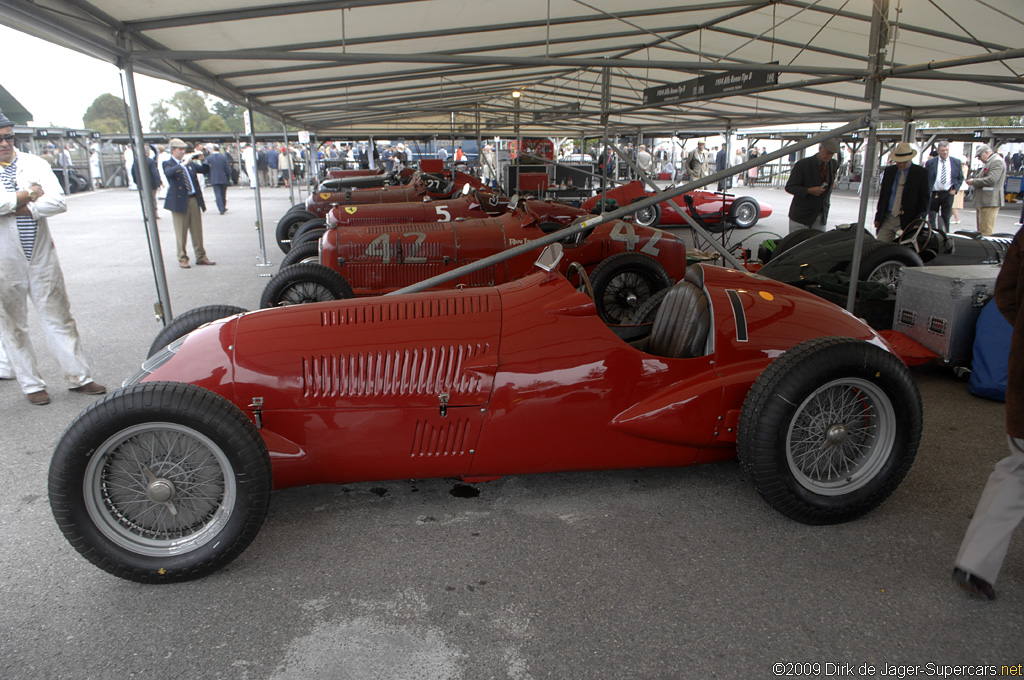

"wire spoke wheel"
[279,281,338,305]
[84,422,235,557]
[785,377,895,495]
[602,270,655,322]
[867,262,904,294]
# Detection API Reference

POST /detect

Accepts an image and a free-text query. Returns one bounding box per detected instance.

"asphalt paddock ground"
[1,184,1022,679]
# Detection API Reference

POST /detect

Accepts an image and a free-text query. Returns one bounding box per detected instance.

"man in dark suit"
[925,140,964,233]
[207,144,232,215]
[784,138,840,234]
[163,138,214,268]
[874,141,930,242]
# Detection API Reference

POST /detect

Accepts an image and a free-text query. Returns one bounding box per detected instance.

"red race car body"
[325,168,382,179]
[581,180,772,231]
[305,170,485,217]
[51,252,923,582]
[266,199,687,324]
[325,190,583,229]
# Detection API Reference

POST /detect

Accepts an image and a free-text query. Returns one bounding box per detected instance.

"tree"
[170,89,212,130]
[150,101,182,133]
[83,93,129,133]
[200,114,230,133]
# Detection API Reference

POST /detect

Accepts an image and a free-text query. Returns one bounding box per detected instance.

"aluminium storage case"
[893,264,1002,364]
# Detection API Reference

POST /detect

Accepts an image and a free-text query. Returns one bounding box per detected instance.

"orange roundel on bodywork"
[759,291,774,301]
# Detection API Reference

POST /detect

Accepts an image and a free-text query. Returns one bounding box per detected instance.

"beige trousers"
[172,197,207,262]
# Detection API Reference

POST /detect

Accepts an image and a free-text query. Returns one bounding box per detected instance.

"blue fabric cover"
[969,298,1012,402]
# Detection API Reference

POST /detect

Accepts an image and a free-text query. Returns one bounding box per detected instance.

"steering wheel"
[897,216,932,254]
[565,262,595,300]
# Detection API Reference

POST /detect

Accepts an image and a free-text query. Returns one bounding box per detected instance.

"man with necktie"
[925,140,964,233]
[163,139,214,268]
[874,141,930,243]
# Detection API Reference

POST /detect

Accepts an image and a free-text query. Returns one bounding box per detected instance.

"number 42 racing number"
[364,232,428,263]
[609,222,661,256]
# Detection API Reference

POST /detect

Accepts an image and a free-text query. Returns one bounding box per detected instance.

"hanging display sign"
[643,67,780,106]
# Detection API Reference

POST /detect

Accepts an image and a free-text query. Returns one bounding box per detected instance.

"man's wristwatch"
[26,188,37,201]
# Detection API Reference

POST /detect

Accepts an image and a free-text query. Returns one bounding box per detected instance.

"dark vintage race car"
[580,180,772,231]
[317,167,416,192]
[48,245,922,583]
[758,222,1014,293]
[276,170,485,252]
[262,197,686,324]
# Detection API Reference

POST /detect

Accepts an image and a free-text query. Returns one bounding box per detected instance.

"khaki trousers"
[172,196,207,262]
[977,206,998,236]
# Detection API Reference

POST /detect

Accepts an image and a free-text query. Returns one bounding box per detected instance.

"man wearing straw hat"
[874,141,930,243]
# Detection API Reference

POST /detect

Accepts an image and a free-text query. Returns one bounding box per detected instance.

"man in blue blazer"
[163,139,214,268]
[206,144,232,215]
[925,140,964,232]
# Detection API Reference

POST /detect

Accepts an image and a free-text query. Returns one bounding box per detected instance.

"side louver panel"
[302,343,492,399]
[319,295,492,326]
[410,418,475,457]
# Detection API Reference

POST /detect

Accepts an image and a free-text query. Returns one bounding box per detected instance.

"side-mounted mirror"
[462,183,471,196]
[534,243,564,272]
[508,193,521,211]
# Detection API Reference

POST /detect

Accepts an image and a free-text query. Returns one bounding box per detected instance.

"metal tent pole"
[121,57,173,325]
[247,101,270,268]
[847,0,890,313]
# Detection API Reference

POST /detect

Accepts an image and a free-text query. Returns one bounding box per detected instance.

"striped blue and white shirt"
[0,155,37,260]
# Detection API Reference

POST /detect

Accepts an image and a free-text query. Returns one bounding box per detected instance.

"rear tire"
[737,337,921,524]
[852,242,923,295]
[631,198,662,228]
[728,196,760,229]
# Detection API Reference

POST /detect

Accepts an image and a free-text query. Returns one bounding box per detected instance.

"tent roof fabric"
[1,0,1022,137]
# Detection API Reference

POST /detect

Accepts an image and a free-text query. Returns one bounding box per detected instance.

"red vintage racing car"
[48,245,922,583]
[581,180,771,231]
[262,197,686,324]
[277,188,589,267]
[276,170,485,252]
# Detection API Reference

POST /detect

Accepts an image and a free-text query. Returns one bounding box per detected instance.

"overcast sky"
[1,25,187,131]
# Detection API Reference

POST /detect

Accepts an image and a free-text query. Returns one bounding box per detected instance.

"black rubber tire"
[291,228,327,249]
[631,198,662,228]
[589,252,673,324]
[148,304,248,358]
[728,196,760,229]
[772,228,825,260]
[48,382,273,583]
[852,241,924,292]
[260,262,355,308]
[629,287,670,324]
[279,241,321,270]
[292,217,327,242]
[737,337,921,525]
[275,210,316,254]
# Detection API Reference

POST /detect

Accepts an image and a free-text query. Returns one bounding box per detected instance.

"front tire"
[48,383,272,583]
[148,305,248,358]
[737,337,921,524]
[588,252,672,324]
[275,210,317,254]
[631,198,662,228]
[279,241,321,270]
[260,262,355,308]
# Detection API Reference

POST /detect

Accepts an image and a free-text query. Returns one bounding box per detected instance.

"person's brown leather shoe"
[953,568,996,601]
[70,381,107,395]
[196,258,216,265]
[26,390,51,405]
